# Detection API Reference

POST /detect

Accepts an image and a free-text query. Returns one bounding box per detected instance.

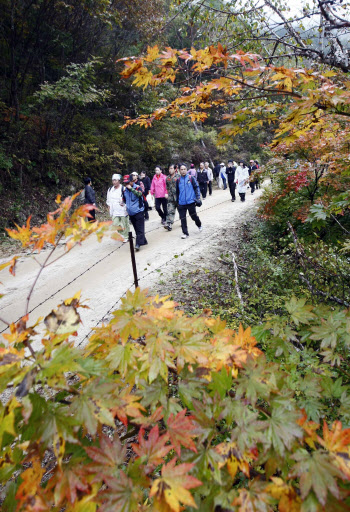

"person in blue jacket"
[123,174,147,251]
[176,164,203,239]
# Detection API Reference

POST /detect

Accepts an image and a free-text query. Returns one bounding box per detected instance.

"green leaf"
[285,296,315,326]
[290,449,342,505]
[263,406,303,456]
[208,367,232,399]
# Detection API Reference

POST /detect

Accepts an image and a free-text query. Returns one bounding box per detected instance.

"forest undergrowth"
[154,211,350,428]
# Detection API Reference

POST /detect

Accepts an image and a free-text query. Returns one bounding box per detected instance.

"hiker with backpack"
[106,174,129,243]
[150,166,168,226]
[122,175,147,251]
[176,164,203,239]
[83,177,96,222]
[131,172,149,221]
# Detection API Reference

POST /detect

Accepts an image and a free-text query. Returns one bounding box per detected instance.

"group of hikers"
[83,159,260,251]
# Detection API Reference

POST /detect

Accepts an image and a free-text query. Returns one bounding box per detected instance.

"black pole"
[128,231,139,288]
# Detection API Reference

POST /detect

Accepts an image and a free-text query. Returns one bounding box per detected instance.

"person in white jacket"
[219,162,227,190]
[235,162,250,202]
[106,173,129,242]
[204,161,214,196]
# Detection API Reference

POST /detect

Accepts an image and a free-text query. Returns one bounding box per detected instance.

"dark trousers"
[199,182,208,198]
[129,211,147,246]
[239,193,246,202]
[178,203,201,235]
[228,180,236,200]
[155,197,168,221]
[250,181,255,193]
[208,181,212,195]
[86,206,96,223]
[143,198,149,220]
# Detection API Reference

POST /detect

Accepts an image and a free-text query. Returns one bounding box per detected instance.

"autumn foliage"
[0,200,350,511]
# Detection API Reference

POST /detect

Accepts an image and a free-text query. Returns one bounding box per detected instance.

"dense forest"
[1,0,350,511]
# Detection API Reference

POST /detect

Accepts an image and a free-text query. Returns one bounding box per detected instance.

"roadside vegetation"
[0,0,350,510]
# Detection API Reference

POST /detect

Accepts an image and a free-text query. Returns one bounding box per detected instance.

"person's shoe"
[161,219,166,225]
[198,226,203,232]
[135,244,140,251]
[181,234,189,239]
[122,238,128,244]
[166,224,172,231]
[231,198,235,202]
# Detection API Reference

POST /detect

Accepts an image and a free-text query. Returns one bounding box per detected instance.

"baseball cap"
[220,162,225,166]
[123,174,131,183]
[131,172,138,176]
[112,173,121,181]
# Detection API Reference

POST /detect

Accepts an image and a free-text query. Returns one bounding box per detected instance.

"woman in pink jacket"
[150,166,168,225]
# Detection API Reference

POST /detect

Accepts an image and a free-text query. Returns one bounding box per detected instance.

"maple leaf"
[15,459,44,509]
[265,477,301,512]
[285,296,316,325]
[150,459,202,512]
[263,406,303,456]
[232,479,275,511]
[44,300,81,335]
[86,434,126,478]
[132,425,172,473]
[132,405,164,427]
[215,441,255,479]
[98,471,142,512]
[289,448,343,505]
[166,409,197,456]
[144,45,160,62]
[46,465,91,506]
[320,421,350,479]
[6,217,32,247]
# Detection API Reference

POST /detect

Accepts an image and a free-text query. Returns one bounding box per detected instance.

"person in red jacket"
[150,166,168,225]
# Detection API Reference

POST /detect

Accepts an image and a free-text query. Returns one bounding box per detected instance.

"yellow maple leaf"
[150,459,202,512]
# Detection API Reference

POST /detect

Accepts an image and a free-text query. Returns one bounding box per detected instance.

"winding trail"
[0,186,264,348]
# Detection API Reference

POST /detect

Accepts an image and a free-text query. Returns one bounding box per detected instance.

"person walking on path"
[140,171,151,220]
[226,160,237,201]
[236,161,249,202]
[123,174,147,251]
[187,163,197,179]
[254,160,260,190]
[84,177,96,222]
[176,164,202,239]
[219,163,227,190]
[248,160,257,194]
[106,173,129,242]
[131,172,147,221]
[164,164,179,231]
[204,161,214,196]
[150,166,168,225]
[197,162,209,199]
[213,162,221,185]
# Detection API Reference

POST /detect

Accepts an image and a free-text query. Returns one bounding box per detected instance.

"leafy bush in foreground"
[1,200,350,512]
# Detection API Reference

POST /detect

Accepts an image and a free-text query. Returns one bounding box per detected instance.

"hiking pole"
[128,231,139,289]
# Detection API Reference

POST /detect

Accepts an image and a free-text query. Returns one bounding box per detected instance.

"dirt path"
[0,186,264,349]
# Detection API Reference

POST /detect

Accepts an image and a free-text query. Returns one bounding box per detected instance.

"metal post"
[128,231,139,288]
